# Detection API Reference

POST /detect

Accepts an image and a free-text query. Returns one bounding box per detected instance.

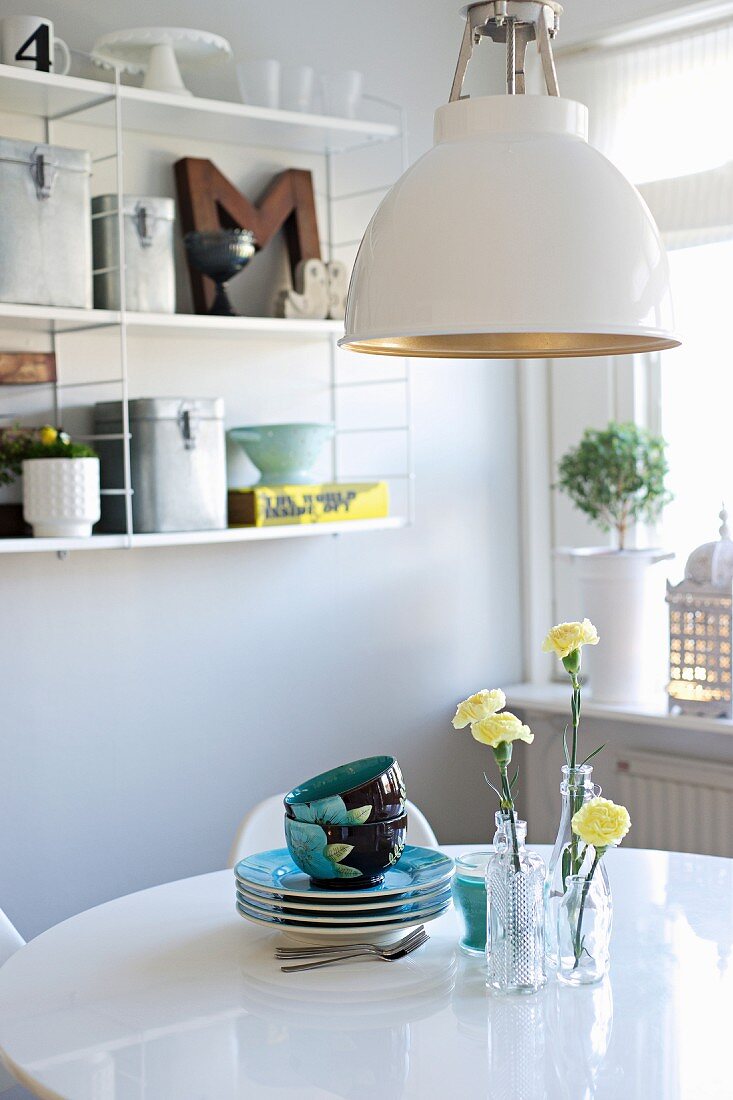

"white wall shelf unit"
[0,64,400,153]
[0,61,412,558]
[0,518,407,556]
[0,303,344,339]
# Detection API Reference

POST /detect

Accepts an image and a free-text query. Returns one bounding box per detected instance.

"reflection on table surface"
[0,846,730,1099]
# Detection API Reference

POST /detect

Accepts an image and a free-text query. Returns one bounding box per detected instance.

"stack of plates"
[234,845,454,941]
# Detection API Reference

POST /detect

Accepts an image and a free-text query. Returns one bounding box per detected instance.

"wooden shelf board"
[0,533,127,554]
[0,302,343,339]
[0,302,118,334]
[0,64,399,153]
[0,63,115,121]
[0,518,406,555]
[126,312,344,339]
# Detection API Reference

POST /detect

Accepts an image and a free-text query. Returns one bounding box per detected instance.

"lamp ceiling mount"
[451,1,563,100]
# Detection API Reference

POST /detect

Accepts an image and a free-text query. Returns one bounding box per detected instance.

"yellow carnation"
[452,688,506,729]
[572,797,631,849]
[542,618,599,660]
[39,425,58,446]
[470,711,533,749]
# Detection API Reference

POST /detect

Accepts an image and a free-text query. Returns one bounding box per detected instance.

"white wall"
[0,0,523,939]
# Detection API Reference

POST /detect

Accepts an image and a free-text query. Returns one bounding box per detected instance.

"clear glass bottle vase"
[557,871,612,986]
[544,764,609,968]
[486,815,546,995]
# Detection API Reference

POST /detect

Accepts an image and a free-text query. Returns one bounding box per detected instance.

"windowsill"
[505,682,733,736]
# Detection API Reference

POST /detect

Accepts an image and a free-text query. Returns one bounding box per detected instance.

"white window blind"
[558,21,733,247]
[556,20,733,565]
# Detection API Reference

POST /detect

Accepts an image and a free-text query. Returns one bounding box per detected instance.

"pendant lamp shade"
[340,95,679,358]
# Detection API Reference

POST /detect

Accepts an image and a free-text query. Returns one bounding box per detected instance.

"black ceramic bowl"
[284,755,405,826]
[183,229,256,280]
[284,812,408,888]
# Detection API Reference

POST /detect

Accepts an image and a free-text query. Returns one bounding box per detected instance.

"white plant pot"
[22,457,101,538]
[561,548,674,705]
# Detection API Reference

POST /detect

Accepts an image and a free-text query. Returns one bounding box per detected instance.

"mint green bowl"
[228,423,335,486]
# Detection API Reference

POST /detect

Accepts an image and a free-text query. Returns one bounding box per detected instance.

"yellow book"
[228,482,389,527]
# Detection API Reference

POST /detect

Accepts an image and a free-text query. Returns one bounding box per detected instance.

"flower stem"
[570,674,580,771]
[569,673,582,874]
[572,850,601,968]
[500,766,521,875]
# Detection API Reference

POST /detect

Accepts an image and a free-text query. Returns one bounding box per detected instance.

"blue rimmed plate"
[234,845,454,901]
[235,880,452,913]
[235,897,452,934]
[236,884,453,921]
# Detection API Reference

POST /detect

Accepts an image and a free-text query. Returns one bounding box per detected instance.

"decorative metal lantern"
[666,508,733,718]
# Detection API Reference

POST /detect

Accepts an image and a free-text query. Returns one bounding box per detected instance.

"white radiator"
[614,750,733,858]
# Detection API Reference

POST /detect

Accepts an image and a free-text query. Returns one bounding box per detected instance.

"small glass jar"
[557,871,612,986]
[486,816,546,995]
[545,764,608,968]
[453,851,492,956]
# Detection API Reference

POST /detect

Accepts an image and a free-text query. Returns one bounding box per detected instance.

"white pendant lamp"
[340,1,680,359]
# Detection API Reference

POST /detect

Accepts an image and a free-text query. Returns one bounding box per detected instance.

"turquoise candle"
[452,851,492,957]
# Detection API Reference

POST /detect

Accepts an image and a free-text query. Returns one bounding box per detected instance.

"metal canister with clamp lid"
[91,195,176,313]
[0,136,92,308]
[94,398,227,533]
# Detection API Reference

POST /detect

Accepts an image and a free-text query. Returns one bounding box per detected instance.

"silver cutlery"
[279,928,429,972]
[275,925,426,959]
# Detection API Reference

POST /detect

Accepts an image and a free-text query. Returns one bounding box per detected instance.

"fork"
[280,928,429,972]
[275,926,426,960]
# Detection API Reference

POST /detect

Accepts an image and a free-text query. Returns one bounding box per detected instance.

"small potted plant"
[555,422,673,704]
[0,425,100,538]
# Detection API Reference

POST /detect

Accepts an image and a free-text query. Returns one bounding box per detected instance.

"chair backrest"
[228,794,439,867]
[406,801,439,849]
[0,909,23,969]
[0,916,35,1097]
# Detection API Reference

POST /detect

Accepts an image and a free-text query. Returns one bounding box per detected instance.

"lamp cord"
[506,18,516,95]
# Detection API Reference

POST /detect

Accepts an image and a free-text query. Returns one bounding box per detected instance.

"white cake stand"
[91,27,232,96]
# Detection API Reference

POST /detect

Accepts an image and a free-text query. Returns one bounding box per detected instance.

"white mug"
[1,16,71,75]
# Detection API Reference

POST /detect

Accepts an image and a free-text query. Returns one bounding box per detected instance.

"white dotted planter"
[560,548,674,705]
[22,458,101,538]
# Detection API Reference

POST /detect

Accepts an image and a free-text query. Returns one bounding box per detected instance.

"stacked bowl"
[234,756,454,941]
[283,755,407,888]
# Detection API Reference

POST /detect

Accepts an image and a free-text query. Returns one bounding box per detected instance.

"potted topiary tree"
[0,425,100,538]
[555,422,673,705]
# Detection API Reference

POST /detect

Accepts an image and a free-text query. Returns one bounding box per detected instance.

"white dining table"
[0,845,730,1100]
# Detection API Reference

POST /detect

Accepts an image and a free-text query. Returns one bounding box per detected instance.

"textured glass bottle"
[557,872,612,985]
[486,816,546,994]
[453,814,526,956]
[545,764,608,967]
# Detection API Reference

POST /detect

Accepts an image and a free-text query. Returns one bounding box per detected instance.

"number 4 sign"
[0,16,71,74]
[16,23,51,70]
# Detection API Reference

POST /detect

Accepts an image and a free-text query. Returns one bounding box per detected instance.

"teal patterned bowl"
[284,755,405,826]
[228,423,335,486]
[284,813,407,889]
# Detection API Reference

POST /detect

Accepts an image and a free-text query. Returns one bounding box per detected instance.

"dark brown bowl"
[284,812,408,888]
[284,755,405,826]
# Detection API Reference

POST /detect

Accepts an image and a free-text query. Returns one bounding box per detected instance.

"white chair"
[0,909,23,969]
[0,910,28,1097]
[229,794,438,867]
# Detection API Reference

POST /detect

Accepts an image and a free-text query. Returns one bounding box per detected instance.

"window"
[557,18,733,565]
[660,240,733,561]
